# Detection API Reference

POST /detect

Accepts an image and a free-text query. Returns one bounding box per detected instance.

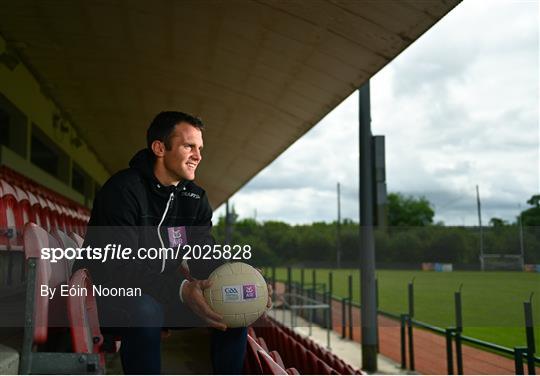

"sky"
[215,0,539,226]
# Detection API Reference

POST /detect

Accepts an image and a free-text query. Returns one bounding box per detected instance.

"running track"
[331,299,539,374]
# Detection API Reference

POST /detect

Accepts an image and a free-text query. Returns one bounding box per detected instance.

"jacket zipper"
[157,192,175,273]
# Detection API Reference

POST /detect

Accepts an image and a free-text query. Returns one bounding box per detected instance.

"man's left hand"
[266,283,273,310]
[256,268,273,310]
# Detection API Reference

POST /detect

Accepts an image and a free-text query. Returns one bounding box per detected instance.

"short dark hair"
[146,111,204,150]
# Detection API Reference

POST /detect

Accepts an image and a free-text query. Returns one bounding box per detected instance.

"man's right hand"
[181,279,227,331]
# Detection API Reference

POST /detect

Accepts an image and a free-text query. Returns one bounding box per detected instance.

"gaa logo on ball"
[222,286,241,301]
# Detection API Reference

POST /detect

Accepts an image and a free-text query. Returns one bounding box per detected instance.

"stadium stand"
[0,166,101,373]
[245,332,301,375]
[19,225,307,375]
[0,166,90,238]
[1,165,364,375]
[247,318,361,375]
[253,315,362,375]
[0,166,90,291]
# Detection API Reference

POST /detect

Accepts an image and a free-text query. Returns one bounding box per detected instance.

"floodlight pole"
[359,82,378,372]
[519,204,525,270]
[476,185,484,271]
[225,200,232,245]
[337,182,342,268]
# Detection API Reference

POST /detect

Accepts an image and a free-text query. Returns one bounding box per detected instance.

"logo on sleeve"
[181,191,201,199]
[167,226,187,248]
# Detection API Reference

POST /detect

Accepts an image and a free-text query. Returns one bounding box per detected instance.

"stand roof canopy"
[0,0,460,206]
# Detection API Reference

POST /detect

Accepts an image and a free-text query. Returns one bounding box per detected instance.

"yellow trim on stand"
[0,33,109,190]
[0,146,86,206]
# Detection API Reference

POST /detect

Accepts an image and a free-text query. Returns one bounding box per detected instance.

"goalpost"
[476,185,525,271]
[480,253,524,271]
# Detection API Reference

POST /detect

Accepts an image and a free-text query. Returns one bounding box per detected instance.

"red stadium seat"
[13,185,35,226]
[74,209,89,236]
[291,340,310,374]
[63,206,77,233]
[20,223,103,374]
[248,326,257,338]
[67,268,105,369]
[278,328,302,371]
[54,204,65,232]
[286,367,300,375]
[26,190,44,228]
[22,223,70,345]
[252,315,362,375]
[0,166,90,236]
[26,190,40,217]
[269,350,286,368]
[258,336,269,352]
[0,179,23,250]
[246,334,264,374]
[257,349,287,375]
[75,226,120,356]
[37,195,52,232]
[69,231,84,248]
[60,205,71,232]
[46,198,60,230]
[52,228,79,276]
[258,324,275,349]
[315,357,335,375]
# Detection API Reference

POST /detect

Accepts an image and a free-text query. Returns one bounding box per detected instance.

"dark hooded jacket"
[74,149,220,305]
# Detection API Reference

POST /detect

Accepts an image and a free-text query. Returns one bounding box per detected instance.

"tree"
[387,192,435,227]
[489,217,507,227]
[521,194,540,226]
[262,221,298,263]
[526,194,540,208]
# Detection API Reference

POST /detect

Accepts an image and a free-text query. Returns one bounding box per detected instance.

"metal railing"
[276,291,332,349]
[266,266,540,375]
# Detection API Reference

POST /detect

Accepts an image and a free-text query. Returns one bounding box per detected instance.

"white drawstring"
[157,192,174,273]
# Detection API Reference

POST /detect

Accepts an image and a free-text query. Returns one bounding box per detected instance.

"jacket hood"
[129,149,156,180]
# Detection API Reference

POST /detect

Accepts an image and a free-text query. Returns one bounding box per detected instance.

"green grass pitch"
[271,268,540,350]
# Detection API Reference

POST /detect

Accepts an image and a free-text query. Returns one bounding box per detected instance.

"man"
[75,111,249,374]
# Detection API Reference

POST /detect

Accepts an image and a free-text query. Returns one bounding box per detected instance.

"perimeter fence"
[264,266,540,374]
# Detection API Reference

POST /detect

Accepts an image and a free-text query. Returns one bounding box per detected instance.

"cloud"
[215,0,539,227]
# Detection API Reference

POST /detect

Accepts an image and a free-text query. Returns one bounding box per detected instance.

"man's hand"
[266,283,273,309]
[256,268,273,310]
[181,279,227,331]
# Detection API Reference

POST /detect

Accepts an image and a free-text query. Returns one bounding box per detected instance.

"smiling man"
[152,116,203,184]
[74,111,248,374]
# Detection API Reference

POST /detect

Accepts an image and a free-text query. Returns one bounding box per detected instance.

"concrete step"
[0,344,19,374]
